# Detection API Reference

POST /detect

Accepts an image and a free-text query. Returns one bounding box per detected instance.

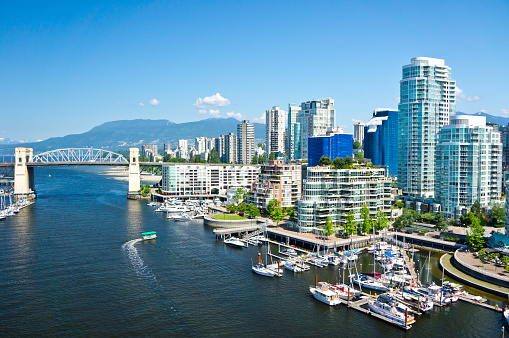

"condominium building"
[163,142,172,155]
[247,160,302,209]
[287,103,301,160]
[307,131,353,167]
[224,133,238,164]
[195,137,208,155]
[296,166,393,232]
[142,144,158,158]
[435,115,502,218]
[161,164,260,196]
[215,135,226,161]
[398,57,456,198]
[237,120,255,164]
[177,139,188,159]
[265,106,286,157]
[353,122,365,144]
[296,98,336,160]
[363,109,398,176]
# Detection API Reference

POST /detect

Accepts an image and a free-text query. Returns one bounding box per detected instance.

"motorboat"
[368,296,416,326]
[282,248,298,256]
[285,260,304,272]
[310,256,329,267]
[159,205,190,213]
[377,294,412,315]
[247,238,263,246]
[504,307,509,325]
[350,274,388,292]
[172,213,192,222]
[141,231,157,240]
[407,283,451,305]
[147,201,157,207]
[224,237,247,248]
[251,235,269,243]
[330,283,360,299]
[310,282,343,306]
[328,255,341,266]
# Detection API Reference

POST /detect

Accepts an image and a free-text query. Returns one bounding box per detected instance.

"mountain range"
[459,112,509,126]
[0,118,266,154]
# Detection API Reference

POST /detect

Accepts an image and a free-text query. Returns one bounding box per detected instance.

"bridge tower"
[14,147,35,196]
[128,148,141,197]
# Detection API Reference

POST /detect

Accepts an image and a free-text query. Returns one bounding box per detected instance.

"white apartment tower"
[353,122,365,144]
[265,106,286,157]
[398,57,456,198]
[237,120,255,164]
[435,115,502,217]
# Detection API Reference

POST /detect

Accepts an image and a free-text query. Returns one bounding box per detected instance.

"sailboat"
[252,253,279,277]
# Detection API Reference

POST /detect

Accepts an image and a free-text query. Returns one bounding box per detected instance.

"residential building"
[142,144,158,158]
[296,98,335,160]
[287,103,301,160]
[247,160,302,209]
[237,120,255,164]
[353,122,365,144]
[398,57,456,198]
[501,125,509,170]
[195,137,208,155]
[296,166,393,232]
[224,133,238,163]
[265,106,286,157]
[161,164,259,196]
[307,131,353,167]
[363,109,399,176]
[163,142,172,155]
[215,135,226,162]
[435,115,502,218]
[177,139,188,159]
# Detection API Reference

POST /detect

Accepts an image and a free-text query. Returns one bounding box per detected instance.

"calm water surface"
[0,166,506,337]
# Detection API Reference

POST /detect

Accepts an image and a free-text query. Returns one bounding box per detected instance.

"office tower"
[296,98,336,160]
[307,130,353,167]
[353,122,366,144]
[435,115,502,218]
[287,103,301,160]
[237,120,255,164]
[265,106,286,157]
[363,109,399,176]
[163,142,172,155]
[224,133,238,164]
[398,57,456,198]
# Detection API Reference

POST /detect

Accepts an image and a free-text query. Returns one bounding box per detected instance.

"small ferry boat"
[141,231,157,240]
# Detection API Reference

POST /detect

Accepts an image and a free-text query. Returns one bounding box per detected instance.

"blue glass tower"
[363,109,398,175]
[308,133,353,166]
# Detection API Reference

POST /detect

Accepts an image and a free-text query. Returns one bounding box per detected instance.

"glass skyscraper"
[363,109,398,176]
[398,57,456,198]
[308,133,353,167]
[287,103,301,160]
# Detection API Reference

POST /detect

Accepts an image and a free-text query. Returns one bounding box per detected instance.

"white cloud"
[253,114,266,123]
[193,93,231,109]
[457,87,480,102]
[226,111,242,120]
[149,98,160,106]
[139,103,145,107]
[209,109,221,117]
[198,109,208,115]
[500,109,509,117]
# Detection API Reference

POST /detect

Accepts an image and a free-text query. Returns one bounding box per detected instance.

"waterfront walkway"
[456,250,509,279]
[439,253,509,298]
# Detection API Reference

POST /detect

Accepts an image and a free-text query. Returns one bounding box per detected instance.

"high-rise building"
[398,57,456,198]
[163,142,172,155]
[142,144,158,158]
[215,135,226,162]
[265,106,286,157]
[435,115,502,218]
[178,139,188,159]
[353,122,365,144]
[296,98,336,160]
[307,131,353,167]
[224,133,238,164]
[195,137,208,156]
[363,109,399,176]
[237,120,255,164]
[287,103,301,161]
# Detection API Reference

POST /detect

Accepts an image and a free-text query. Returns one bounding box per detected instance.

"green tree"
[149,153,154,162]
[478,248,487,256]
[287,208,296,222]
[208,148,221,163]
[374,209,389,232]
[251,154,259,164]
[332,157,346,169]
[267,199,281,215]
[353,140,362,150]
[247,203,260,218]
[319,156,332,166]
[234,187,245,204]
[472,200,482,216]
[269,152,276,161]
[360,204,372,234]
[394,201,404,209]
[489,204,505,226]
[344,210,357,237]
[355,152,364,163]
[501,255,508,265]
[237,202,247,213]
[226,204,237,212]
[393,208,416,231]
[270,204,285,226]
[345,156,354,165]
[323,216,335,237]
[466,214,486,250]
[257,143,263,149]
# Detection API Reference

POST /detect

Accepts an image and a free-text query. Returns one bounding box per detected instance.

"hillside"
[0,118,266,154]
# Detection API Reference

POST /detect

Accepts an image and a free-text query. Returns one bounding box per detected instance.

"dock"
[457,294,502,312]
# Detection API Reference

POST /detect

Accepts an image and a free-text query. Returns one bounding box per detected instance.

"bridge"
[0,147,160,198]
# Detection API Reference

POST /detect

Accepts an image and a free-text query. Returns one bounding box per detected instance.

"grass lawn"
[212,213,246,220]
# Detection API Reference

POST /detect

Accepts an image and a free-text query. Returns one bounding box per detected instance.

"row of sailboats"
[0,193,31,220]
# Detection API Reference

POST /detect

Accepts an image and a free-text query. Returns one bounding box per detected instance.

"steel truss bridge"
[32,148,129,164]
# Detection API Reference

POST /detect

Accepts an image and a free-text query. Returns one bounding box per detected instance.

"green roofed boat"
[142,231,157,240]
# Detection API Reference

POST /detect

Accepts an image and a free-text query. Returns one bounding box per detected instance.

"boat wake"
[122,238,157,280]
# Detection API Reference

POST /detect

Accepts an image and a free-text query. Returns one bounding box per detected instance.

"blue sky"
[1,0,508,141]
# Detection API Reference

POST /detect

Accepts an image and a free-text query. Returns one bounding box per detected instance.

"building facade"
[296,166,393,232]
[247,160,302,209]
[163,142,172,155]
[398,57,456,198]
[435,115,502,218]
[237,120,255,164]
[353,122,365,144]
[296,98,336,160]
[224,132,238,164]
[363,109,398,176]
[265,106,286,157]
[142,144,158,158]
[161,164,260,196]
[287,103,301,161]
[307,132,353,167]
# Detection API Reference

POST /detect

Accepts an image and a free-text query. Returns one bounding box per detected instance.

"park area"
[212,213,246,220]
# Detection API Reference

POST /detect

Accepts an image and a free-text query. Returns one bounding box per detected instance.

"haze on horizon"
[1,0,507,141]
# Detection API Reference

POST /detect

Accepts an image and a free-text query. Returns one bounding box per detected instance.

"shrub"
[239,212,245,217]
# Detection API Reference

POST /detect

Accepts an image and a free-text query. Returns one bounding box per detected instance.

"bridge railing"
[32,148,128,163]
[0,155,15,163]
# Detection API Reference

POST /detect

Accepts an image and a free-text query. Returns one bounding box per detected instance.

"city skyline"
[1,1,508,141]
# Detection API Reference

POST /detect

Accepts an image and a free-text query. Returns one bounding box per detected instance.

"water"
[0,166,506,336]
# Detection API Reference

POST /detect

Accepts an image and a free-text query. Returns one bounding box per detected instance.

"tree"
[208,148,221,163]
[287,208,296,222]
[472,200,482,216]
[251,154,259,164]
[267,199,281,215]
[355,152,364,163]
[393,208,416,231]
[489,204,505,226]
[270,204,284,226]
[360,204,372,234]
[247,203,260,218]
[374,208,389,232]
[466,214,486,250]
[269,152,276,161]
[226,204,237,212]
[353,140,362,150]
[394,201,404,209]
[237,202,247,213]
[257,143,263,149]
[501,255,508,266]
[345,156,353,165]
[344,210,357,237]
[332,157,346,169]
[149,153,154,162]
[323,216,335,237]
[234,187,245,204]
[319,156,332,166]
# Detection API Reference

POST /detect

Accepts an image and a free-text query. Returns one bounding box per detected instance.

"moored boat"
[350,274,388,292]
[368,295,416,326]
[310,282,343,306]
[224,237,247,248]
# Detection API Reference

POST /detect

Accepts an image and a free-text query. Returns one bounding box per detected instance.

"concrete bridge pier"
[127,148,141,199]
[14,147,35,197]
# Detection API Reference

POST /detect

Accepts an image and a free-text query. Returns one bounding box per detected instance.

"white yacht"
[224,237,247,248]
[310,282,343,306]
[172,213,192,222]
[350,274,388,292]
[147,201,157,206]
[159,205,190,213]
[310,256,329,267]
[247,238,263,246]
[368,296,416,326]
[331,284,361,298]
[281,248,298,256]
[252,263,279,277]
[328,255,341,266]
[284,260,304,272]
